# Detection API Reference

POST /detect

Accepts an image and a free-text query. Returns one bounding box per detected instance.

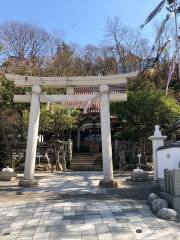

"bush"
[122,163,152,171]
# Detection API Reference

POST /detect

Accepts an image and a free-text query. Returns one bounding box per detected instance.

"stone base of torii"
[6,73,137,187]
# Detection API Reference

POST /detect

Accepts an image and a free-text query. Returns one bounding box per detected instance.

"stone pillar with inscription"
[149,125,167,184]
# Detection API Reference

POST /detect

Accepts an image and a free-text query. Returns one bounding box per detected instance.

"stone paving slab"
[0,198,180,240]
[0,171,154,200]
[0,172,179,240]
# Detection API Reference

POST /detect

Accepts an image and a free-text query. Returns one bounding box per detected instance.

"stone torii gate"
[6,72,137,187]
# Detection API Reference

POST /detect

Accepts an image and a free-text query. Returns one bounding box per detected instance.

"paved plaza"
[0,172,180,240]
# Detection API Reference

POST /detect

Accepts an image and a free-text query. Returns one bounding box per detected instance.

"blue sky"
[0,0,165,46]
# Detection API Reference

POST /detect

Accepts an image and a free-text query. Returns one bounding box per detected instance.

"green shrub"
[122,163,152,171]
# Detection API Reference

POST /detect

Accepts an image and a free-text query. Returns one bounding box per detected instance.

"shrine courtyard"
[0,171,180,240]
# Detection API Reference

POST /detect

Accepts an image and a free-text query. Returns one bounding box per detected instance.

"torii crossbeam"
[6,72,137,187]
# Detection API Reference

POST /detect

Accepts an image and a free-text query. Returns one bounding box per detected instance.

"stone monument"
[0,166,17,181]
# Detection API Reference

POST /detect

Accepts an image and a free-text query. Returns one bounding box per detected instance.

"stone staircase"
[70,153,103,171]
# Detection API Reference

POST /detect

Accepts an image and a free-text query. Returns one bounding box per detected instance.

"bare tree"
[100,46,119,74]
[50,30,64,55]
[81,44,99,75]
[0,21,51,60]
[45,42,77,77]
[104,16,150,73]
[105,16,128,72]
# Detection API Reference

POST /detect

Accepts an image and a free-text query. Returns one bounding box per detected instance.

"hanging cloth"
[153,13,174,51]
[140,0,166,29]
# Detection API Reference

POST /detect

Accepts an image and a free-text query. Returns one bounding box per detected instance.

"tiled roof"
[63,84,126,112]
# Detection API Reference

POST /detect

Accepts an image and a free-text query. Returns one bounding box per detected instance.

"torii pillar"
[99,85,118,187]
[19,85,41,187]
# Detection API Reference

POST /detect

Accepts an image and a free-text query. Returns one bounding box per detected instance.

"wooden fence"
[112,140,152,168]
[11,140,73,169]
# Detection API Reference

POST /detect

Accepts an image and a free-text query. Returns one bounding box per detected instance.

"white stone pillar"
[19,85,41,186]
[149,125,167,182]
[99,85,118,187]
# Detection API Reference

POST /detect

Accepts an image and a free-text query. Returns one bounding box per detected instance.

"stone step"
[72,159,102,162]
[71,166,102,171]
[71,161,102,164]
[72,156,102,159]
[71,159,102,162]
[71,163,101,165]
[70,153,102,171]
[72,160,102,162]
[73,157,102,160]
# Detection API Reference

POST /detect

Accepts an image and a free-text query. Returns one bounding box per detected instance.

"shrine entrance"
[82,129,101,153]
[6,72,137,187]
[75,112,101,153]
